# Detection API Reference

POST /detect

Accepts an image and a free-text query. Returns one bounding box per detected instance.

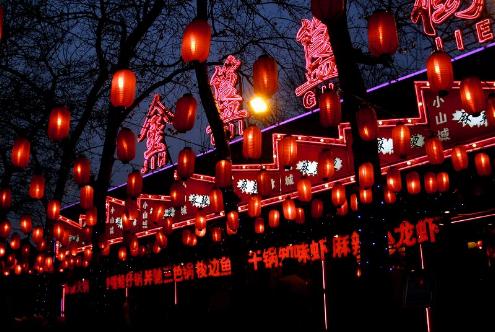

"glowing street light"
[249,95,269,115]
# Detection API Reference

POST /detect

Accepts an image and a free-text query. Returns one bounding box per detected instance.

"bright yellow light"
[249,96,269,115]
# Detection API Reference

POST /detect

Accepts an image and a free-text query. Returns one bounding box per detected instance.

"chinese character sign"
[388,218,439,255]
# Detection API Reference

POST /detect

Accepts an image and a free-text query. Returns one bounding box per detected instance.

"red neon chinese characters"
[138,95,173,174]
[332,235,350,258]
[395,220,417,247]
[208,55,248,145]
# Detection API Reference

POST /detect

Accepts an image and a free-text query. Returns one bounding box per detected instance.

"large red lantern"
[127,171,143,197]
[85,207,97,227]
[384,189,396,204]
[227,211,239,230]
[177,147,195,180]
[254,217,265,234]
[48,106,71,141]
[211,227,222,243]
[368,10,399,58]
[356,107,378,141]
[31,227,43,244]
[487,94,495,126]
[268,209,280,228]
[155,230,168,248]
[406,172,421,195]
[350,193,359,211]
[20,215,32,234]
[319,90,341,127]
[29,174,45,199]
[209,188,224,213]
[243,125,262,160]
[392,123,410,158]
[73,156,91,185]
[11,137,30,168]
[195,210,207,230]
[10,233,21,250]
[116,128,136,163]
[248,195,262,218]
[359,188,373,204]
[257,170,271,197]
[311,0,345,22]
[110,69,136,108]
[311,199,324,219]
[53,223,64,240]
[253,54,278,97]
[47,200,61,220]
[170,181,186,207]
[173,94,197,133]
[279,135,298,168]
[425,137,444,165]
[282,198,296,221]
[332,183,346,207]
[80,185,94,210]
[297,178,312,202]
[150,204,165,224]
[118,246,127,261]
[426,51,453,95]
[0,220,11,238]
[437,172,450,193]
[386,168,402,192]
[0,187,11,210]
[215,159,232,188]
[451,145,468,171]
[358,162,375,188]
[424,172,438,194]
[318,149,334,180]
[460,77,485,114]
[181,19,211,63]
[474,152,492,176]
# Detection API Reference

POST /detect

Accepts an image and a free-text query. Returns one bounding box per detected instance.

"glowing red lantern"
[153,243,161,254]
[155,230,167,248]
[243,125,262,160]
[20,214,32,234]
[406,171,421,195]
[196,226,206,238]
[53,223,64,240]
[118,246,127,261]
[336,200,349,216]
[358,162,374,188]
[226,226,237,236]
[173,94,197,133]
[73,156,91,185]
[248,195,262,218]
[268,209,280,228]
[80,185,94,210]
[319,90,341,127]
[11,137,30,168]
[10,232,20,250]
[368,10,398,57]
[425,137,444,165]
[0,243,5,257]
[253,54,278,97]
[48,106,70,141]
[297,177,312,202]
[211,227,222,243]
[164,217,174,235]
[209,188,224,213]
[311,0,345,21]
[31,227,43,244]
[150,204,165,224]
[437,172,450,193]
[127,170,143,197]
[181,19,211,63]
[254,217,265,234]
[215,159,232,188]
[195,210,207,230]
[474,152,492,176]
[460,77,485,114]
[47,200,61,220]
[116,128,136,163]
[29,174,45,199]
[386,168,402,192]
[426,51,453,95]
[451,145,468,171]
[178,147,196,180]
[392,123,410,158]
[384,189,396,204]
[332,183,346,207]
[227,211,239,230]
[110,69,136,108]
[170,181,186,207]
[359,188,373,204]
[318,149,334,180]
[21,244,30,257]
[279,135,298,168]
[86,207,97,227]
[424,172,438,194]
[311,199,324,219]
[0,187,11,210]
[295,207,305,225]
[125,198,139,221]
[0,219,11,238]
[14,264,22,275]
[356,107,378,141]
[182,229,194,246]
[487,94,495,126]
[350,193,359,211]
[282,198,296,221]
[257,170,271,197]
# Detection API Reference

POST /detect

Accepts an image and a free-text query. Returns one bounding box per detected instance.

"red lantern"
[392,123,410,158]
[227,211,239,230]
[356,107,378,141]
[226,225,237,236]
[268,209,280,228]
[248,195,262,218]
[11,137,30,168]
[209,188,224,213]
[48,106,71,141]
[53,223,64,240]
[164,217,174,235]
[311,0,345,21]
[336,200,349,216]
[14,264,22,275]
[254,217,265,234]
[359,188,373,204]
[384,189,396,204]
[426,51,453,95]
[10,232,20,250]
[86,207,97,227]
[47,200,61,220]
[332,183,346,207]
[211,227,222,243]
[282,198,296,221]
[195,211,207,230]
[116,128,136,163]
[474,152,492,176]
[295,207,305,225]
[253,54,278,97]
[425,137,445,165]
[460,77,485,114]
[297,178,312,202]
[181,19,211,63]
[177,147,195,180]
[0,219,11,238]
[451,145,468,171]
[110,69,136,108]
[170,181,186,207]
[73,156,91,186]
[31,227,44,244]
[20,215,32,234]
[406,172,421,195]
[80,185,94,210]
[182,229,194,246]
[358,162,374,188]
[311,199,324,219]
[386,168,402,192]
[350,193,359,211]
[257,170,271,197]
[424,172,438,194]
[243,125,262,160]
[279,135,298,168]
[150,204,165,224]
[487,94,495,126]
[319,90,341,127]
[0,243,5,257]
[118,246,127,261]
[368,10,399,57]
[127,171,143,197]
[29,174,45,199]
[173,94,197,133]
[196,226,206,238]
[318,149,334,180]
[215,159,232,188]
[125,198,139,221]
[155,230,168,248]
[0,187,11,210]
[437,172,450,193]
[21,244,30,257]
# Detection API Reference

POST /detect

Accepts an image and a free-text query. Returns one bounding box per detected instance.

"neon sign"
[295,17,338,109]
[138,94,174,174]
[208,55,248,145]
[388,218,439,255]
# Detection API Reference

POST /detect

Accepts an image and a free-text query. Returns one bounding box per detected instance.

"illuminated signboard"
[388,218,440,255]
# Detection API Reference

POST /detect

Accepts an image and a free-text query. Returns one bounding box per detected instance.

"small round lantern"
[254,217,265,234]
[332,183,346,207]
[356,107,378,141]
[177,147,196,180]
[386,168,402,192]
[80,185,94,210]
[209,188,224,213]
[243,125,262,160]
[311,199,324,219]
[116,128,136,163]
[0,187,11,210]
[29,174,45,199]
[248,195,262,218]
[318,149,334,180]
[181,19,211,63]
[358,162,375,188]
[279,135,298,168]
[20,215,32,234]
[47,200,61,220]
[460,77,485,115]
[319,90,341,127]
[392,123,410,158]
[110,69,136,108]
[426,51,453,95]
[11,137,30,168]
[424,172,438,194]
[48,106,71,141]
[253,54,278,97]
[425,137,444,165]
[437,172,450,193]
[451,145,468,171]
[268,209,280,228]
[368,10,399,57]
[73,156,91,186]
[359,188,373,204]
[173,94,197,133]
[282,198,296,221]
[127,170,143,197]
[474,152,492,176]
[215,159,232,188]
[297,177,312,202]
[406,172,421,195]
